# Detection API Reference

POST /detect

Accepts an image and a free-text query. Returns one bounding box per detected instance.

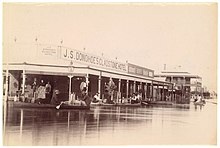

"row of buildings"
[3,42,203,104]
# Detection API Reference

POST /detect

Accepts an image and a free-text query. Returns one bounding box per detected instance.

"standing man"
[31,78,37,103]
[45,81,52,104]
[80,81,87,92]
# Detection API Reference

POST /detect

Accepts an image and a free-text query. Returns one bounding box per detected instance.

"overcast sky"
[3,3,217,92]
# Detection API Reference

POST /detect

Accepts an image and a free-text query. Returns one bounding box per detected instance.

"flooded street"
[3,101,217,146]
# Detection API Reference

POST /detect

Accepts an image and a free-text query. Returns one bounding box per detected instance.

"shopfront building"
[3,43,173,102]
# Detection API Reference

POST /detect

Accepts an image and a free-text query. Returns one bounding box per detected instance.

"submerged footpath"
[205,98,218,104]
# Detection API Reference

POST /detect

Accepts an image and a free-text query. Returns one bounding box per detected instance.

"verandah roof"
[3,62,173,86]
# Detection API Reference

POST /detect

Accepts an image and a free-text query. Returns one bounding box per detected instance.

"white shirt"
[94,94,101,101]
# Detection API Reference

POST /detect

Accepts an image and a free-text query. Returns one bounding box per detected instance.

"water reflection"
[4,102,217,145]
[19,109,23,141]
[194,104,204,111]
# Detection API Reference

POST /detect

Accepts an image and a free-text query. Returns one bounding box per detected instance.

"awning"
[154,77,166,82]
[25,70,86,77]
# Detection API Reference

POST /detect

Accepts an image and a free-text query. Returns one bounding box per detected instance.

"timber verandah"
[3,62,174,104]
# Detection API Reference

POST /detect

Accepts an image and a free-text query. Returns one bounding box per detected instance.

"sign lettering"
[41,46,57,57]
[61,48,127,72]
[143,69,149,76]
[128,66,136,73]
[128,63,154,78]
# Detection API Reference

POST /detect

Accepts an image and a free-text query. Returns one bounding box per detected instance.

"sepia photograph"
[1,0,218,146]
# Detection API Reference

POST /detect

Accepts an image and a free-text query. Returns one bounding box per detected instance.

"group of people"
[130,93,142,104]
[193,94,205,104]
[91,92,143,104]
[32,79,52,104]
[49,80,91,106]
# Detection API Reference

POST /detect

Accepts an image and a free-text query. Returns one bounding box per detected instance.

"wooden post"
[98,73,101,99]
[86,74,89,94]
[133,81,136,93]
[145,83,147,100]
[151,81,154,101]
[118,79,121,103]
[68,75,73,100]
[118,79,121,93]
[5,69,9,101]
[162,83,165,101]
[22,70,26,95]
[3,69,9,141]
[140,82,142,98]
[171,84,174,101]
[126,80,129,99]
[157,83,159,101]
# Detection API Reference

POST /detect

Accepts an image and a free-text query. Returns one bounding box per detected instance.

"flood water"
[3,101,217,146]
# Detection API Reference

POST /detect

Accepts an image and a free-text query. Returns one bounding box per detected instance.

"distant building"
[155,71,202,103]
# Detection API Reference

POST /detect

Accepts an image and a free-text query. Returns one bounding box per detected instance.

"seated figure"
[92,93,102,103]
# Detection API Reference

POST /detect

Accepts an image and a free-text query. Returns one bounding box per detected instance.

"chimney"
[164,64,166,70]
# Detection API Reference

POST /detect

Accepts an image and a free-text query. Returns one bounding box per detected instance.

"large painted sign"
[128,63,154,78]
[61,48,127,72]
[38,45,154,77]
